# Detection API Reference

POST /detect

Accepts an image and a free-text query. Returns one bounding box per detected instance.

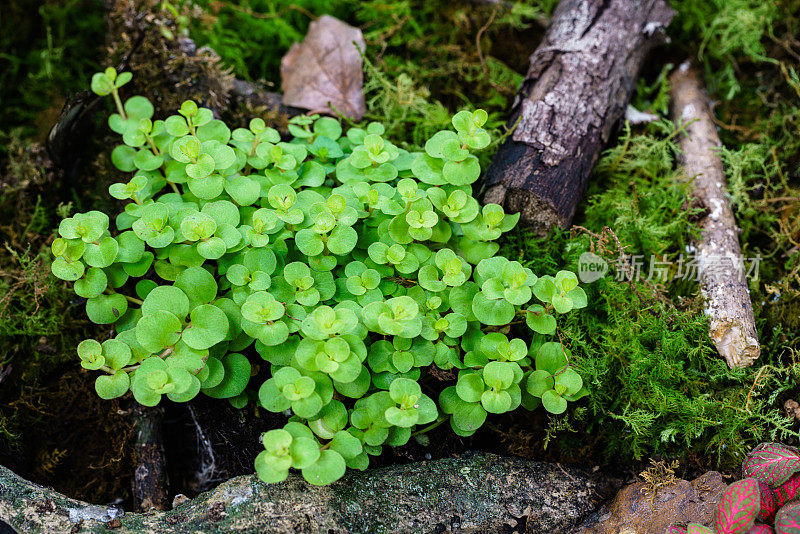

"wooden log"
[0,452,620,533]
[132,406,169,512]
[481,0,674,235]
[670,64,760,368]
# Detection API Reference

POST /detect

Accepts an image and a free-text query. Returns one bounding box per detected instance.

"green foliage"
[670,0,790,99]
[3,0,799,496]
[188,0,543,156]
[54,69,592,486]
[500,91,800,467]
[0,0,104,155]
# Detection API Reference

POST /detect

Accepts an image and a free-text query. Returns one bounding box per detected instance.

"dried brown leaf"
[280,15,366,120]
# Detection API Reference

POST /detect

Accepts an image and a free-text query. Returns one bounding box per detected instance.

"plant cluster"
[52,67,589,485]
[667,442,800,533]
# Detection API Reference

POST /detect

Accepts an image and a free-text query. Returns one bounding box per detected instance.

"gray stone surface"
[1,452,620,533]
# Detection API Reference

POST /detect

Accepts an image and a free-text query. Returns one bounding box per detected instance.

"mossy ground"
[0,0,798,504]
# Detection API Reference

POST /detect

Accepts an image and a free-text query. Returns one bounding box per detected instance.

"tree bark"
[670,64,760,368]
[132,406,169,512]
[0,452,620,533]
[481,0,674,235]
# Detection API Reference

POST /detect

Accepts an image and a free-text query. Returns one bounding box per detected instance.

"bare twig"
[670,63,760,368]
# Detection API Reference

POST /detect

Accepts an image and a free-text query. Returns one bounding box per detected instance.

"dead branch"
[482,0,674,235]
[132,406,169,512]
[670,63,760,368]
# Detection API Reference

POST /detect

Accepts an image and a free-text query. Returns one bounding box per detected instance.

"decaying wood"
[482,0,674,235]
[132,406,169,512]
[670,64,760,369]
[0,452,620,533]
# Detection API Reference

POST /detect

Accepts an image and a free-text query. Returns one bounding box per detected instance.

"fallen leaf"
[281,15,366,120]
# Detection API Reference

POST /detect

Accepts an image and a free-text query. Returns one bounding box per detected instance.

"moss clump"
[499,63,800,468]
[189,0,548,157]
[0,0,104,156]
[0,135,82,386]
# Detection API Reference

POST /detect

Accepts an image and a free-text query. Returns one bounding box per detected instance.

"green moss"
[0,0,104,149]
[669,0,786,100]
[189,0,547,158]
[499,62,800,467]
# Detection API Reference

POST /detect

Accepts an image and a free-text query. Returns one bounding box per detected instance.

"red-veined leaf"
[686,523,713,533]
[775,474,800,508]
[715,478,761,534]
[743,443,800,487]
[665,526,687,534]
[748,525,774,534]
[758,481,778,523]
[775,501,800,534]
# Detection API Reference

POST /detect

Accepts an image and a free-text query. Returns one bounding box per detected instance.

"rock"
[577,471,726,534]
[0,452,620,533]
[785,399,800,421]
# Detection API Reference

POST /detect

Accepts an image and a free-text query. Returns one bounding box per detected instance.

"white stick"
[670,64,760,368]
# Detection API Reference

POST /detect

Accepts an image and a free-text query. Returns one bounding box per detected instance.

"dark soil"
[2,370,136,505]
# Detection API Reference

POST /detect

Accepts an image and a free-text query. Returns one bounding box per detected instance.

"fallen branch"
[670,64,760,368]
[481,0,674,235]
[0,453,620,533]
[132,406,169,512]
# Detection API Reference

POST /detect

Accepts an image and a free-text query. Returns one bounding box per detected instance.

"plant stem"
[111,88,127,120]
[147,136,160,155]
[124,294,144,305]
[104,288,143,306]
[410,415,449,437]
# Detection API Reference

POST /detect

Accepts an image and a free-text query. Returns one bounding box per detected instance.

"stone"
[0,452,620,533]
[577,471,726,534]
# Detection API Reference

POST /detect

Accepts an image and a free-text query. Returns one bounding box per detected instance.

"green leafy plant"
[715,478,761,534]
[53,68,591,486]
